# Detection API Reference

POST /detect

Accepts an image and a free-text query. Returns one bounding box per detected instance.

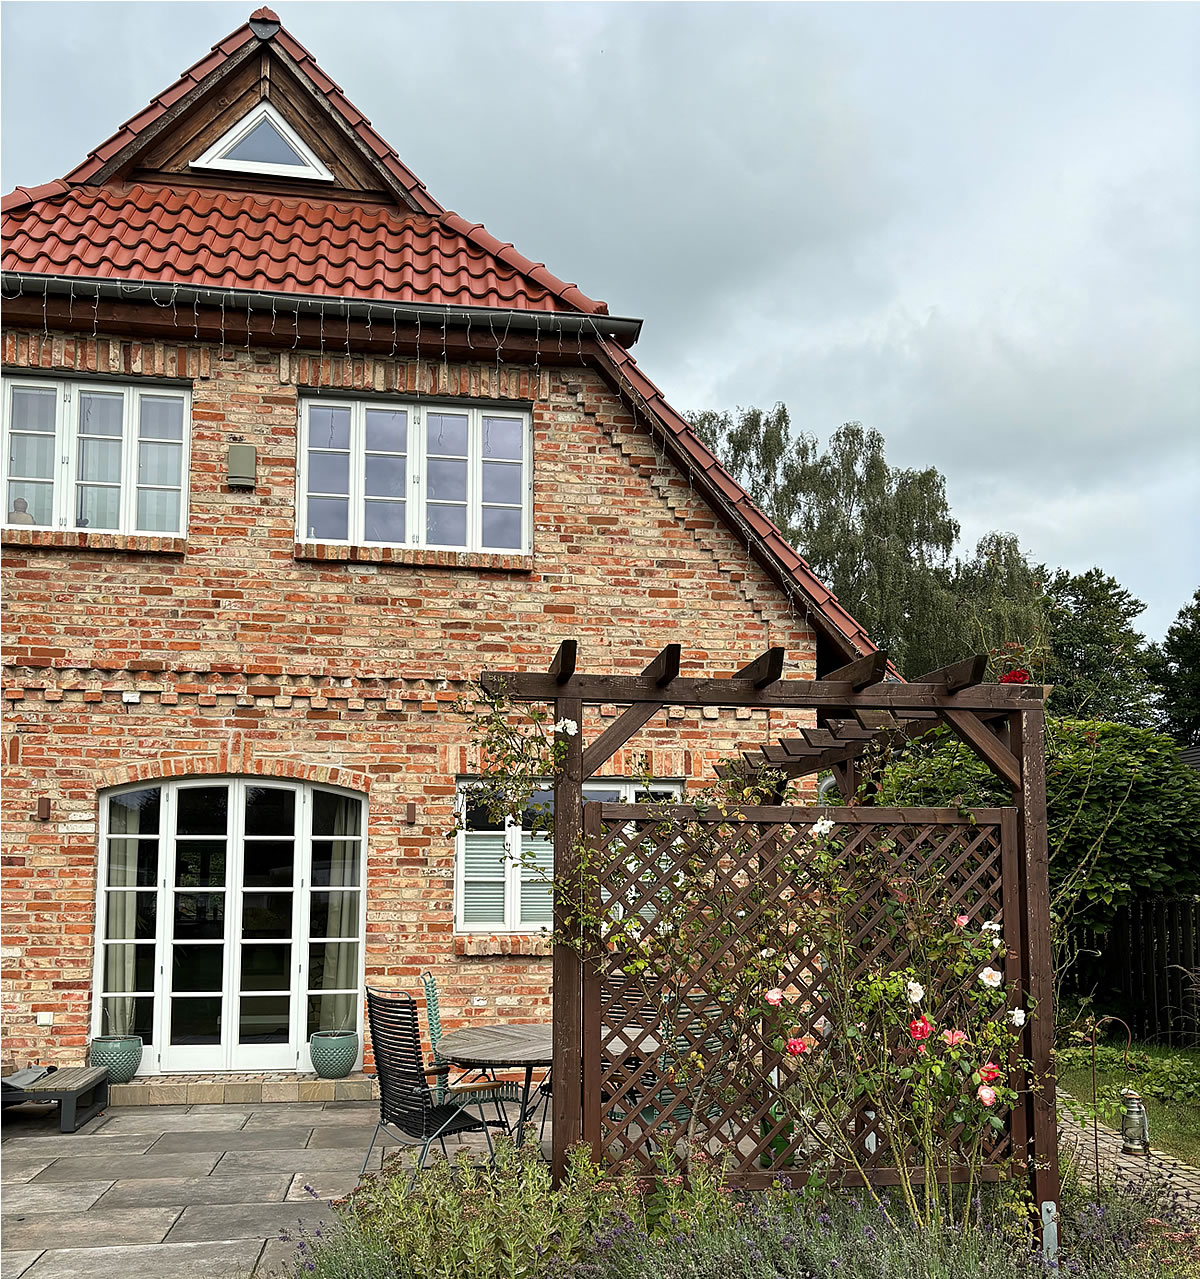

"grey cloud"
[2,1,1196,638]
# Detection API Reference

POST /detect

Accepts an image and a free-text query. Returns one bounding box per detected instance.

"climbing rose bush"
[758,825,1030,1233]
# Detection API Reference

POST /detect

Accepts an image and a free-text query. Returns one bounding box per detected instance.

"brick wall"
[1,327,820,1069]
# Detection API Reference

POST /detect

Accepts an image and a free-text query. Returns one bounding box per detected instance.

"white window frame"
[454,780,681,933]
[2,376,191,536]
[191,100,335,182]
[296,397,533,555]
[91,777,368,1075]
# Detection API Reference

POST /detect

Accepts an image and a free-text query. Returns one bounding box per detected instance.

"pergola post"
[551,694,584,1181]
[1011,706,1060,1233]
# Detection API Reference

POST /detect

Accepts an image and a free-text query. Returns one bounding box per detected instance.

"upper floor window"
[2,378,190,535]
[298,399,531,554]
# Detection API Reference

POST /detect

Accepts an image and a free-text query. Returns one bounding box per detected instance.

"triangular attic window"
[192,101,334,181]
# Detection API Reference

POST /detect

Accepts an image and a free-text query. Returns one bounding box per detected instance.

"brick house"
[1,9,878,1099]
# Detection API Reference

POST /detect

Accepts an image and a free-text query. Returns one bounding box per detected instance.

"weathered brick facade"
[2,328,821,1071]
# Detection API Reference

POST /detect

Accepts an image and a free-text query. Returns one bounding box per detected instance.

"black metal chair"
[361,987,504,1176]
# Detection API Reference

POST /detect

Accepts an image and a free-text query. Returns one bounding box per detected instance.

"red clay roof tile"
[2,183,575,311]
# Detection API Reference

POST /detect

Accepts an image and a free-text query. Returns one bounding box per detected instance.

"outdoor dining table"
[437,1023,552,1150]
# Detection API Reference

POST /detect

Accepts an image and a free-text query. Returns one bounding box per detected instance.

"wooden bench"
[7,1066,109,1132]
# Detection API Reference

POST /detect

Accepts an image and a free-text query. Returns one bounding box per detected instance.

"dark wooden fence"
[1070,898,1200,1045]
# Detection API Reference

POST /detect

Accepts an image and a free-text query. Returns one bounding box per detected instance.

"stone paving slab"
[284,1170,361,1202]
[21,1240,265,1279]
[304,1125,377,1150]
[244,1105,376,1129]
[1,1134,152,1157]
[31,1152,222,1182]
[96,1173,292,1209]
[2,1207,184,1251]
[1,1159,53,1184]
[99,1110,254,1134]
[213,1146,382,1174]
[164,1201,333,1244]
[2,1181,114,1215]
[152,1127,316,1154]
[254,1237,301,1278]
[2,1250,43,1278]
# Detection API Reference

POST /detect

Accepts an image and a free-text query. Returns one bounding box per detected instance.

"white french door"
[94,777,365,1074]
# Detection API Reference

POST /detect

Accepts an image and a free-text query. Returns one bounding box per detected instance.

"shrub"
[875,719,1200,932]
[1056,1045,1200,1106]
[276,1143,1200,1279]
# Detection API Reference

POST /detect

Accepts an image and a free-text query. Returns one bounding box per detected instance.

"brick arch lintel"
[96,749,371,795]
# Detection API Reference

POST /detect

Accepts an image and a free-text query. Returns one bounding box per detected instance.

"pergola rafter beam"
[913,654,988,692]
[479,671,1043,712]
[822,650,891,690]
[548,640,578,684]
[579,643,683,777]
[735,647,786,689]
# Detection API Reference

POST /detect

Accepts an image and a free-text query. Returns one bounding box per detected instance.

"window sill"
[294,542,533,573]
[454,934,553,958]
[1,529,186,555]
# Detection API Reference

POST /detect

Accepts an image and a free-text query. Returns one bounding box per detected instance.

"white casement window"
[2,378,190,535]
[93,778,365,1074]
[455,781,680,932]
[297,399,531,554]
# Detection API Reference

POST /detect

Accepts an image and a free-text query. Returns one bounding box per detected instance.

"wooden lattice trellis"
[580,803,1023,1186]
[479,640,1059,1234]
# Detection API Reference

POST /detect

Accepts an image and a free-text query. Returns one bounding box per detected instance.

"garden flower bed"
[273,1140,1200,1279]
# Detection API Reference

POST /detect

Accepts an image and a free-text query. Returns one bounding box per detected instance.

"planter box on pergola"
[478,641,1059,1231]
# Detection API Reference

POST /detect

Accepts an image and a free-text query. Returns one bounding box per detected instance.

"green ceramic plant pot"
[309,1030,359,1079]
[88,1035,143,1084]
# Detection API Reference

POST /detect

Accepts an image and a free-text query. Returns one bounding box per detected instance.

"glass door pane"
[162,785,228,1069]
[236,784,298,1067]
[305,790,363,1063]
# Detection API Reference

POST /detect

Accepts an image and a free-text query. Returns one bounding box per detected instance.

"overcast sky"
[3,2,1197,639]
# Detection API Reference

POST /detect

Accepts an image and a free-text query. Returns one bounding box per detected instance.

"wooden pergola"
[480,640,1059,1227]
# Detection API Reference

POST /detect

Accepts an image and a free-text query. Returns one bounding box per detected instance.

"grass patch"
[1058,1042,1200,1166]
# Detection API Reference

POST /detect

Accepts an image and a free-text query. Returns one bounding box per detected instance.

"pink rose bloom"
[941,1029,967,1047]
[786,1037,807,1056]
[765,988,784,1007]
[977,1085,997,1107]
[955,914,970,928]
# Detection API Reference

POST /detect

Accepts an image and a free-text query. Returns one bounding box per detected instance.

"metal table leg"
[513,1065,535,1148]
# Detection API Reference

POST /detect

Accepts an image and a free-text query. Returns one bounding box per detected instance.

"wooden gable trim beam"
[83,42,262,187]
[735,647,785,689]
[580,644,682,778]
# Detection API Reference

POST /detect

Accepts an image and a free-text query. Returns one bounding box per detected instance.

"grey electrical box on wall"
[227,444,257,488]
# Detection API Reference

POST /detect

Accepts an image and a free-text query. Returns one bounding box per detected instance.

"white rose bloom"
[1009,1008,1027,1027]
[811,817,835,838]
[905,980,925,1004]
[991,937,1004,950]
[760,948,777,959]
[979,967,1003,989]
[554,718,579,737]
[981,921,1002,934]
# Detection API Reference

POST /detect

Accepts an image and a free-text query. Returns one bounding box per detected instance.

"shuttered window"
[455,781,679,932]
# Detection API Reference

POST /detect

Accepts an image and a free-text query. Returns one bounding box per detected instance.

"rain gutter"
[1,272,645,347]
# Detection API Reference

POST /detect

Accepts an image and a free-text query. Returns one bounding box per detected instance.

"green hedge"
[875,719,1200,929]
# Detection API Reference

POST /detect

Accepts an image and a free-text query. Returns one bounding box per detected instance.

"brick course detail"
[2,329,819,1070]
